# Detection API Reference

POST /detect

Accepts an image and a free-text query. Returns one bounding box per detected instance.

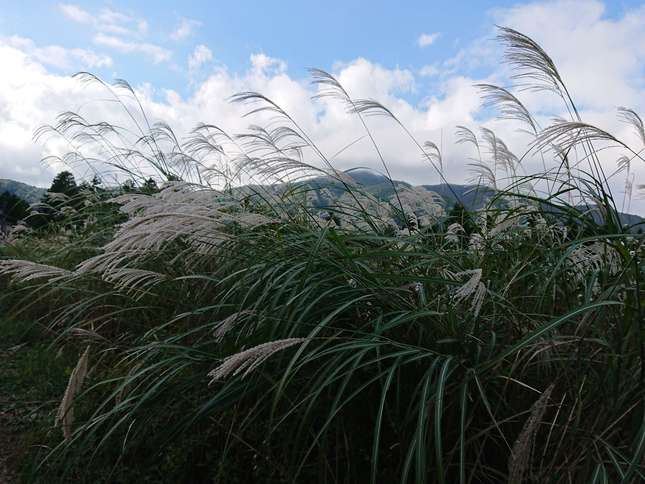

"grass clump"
[1,27,645,483]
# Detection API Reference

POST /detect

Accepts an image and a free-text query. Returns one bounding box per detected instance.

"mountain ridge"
[0,179,46,204]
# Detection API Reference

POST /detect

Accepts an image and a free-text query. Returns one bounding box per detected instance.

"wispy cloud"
[171,18,201,41]
[419,64,440,77]
[417,32,440,47]
[59,3,149,37]
[7,35,112,69]
[58,4,170,64]
[94,34,170,64]
[188,44,213,71]
[59,3,93,24]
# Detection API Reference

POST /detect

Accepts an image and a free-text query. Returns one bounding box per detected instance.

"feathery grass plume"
[423,140,444,173]
[208,338,306,382]
[566,241,621,284]
[496,26,567,99]
[618,107,645,147]
[102,268,168,298]
[213,310,256,342]
[0,260,72,283]
[445,222,465,245]
[450,269,487,317]
[488,211,524,238]
[534,121,632,155]
[55,346,90,440]
[76,183,275,274]
[456,125,482,159]
[476,83,539,135]
[508,384,554,484]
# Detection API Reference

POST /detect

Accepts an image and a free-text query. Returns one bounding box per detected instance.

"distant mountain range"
[294,170,496,211]
[1,174,643,229]
[0,179,46,204]
[294,170,644,229]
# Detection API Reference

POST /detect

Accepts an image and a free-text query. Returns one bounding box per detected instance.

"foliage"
[0,191,30,227]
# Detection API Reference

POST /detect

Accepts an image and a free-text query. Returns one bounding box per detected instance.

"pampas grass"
[1,26,644,484]
[55,346,90,440]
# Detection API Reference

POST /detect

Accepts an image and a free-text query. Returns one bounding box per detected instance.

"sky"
[1,0,644,211]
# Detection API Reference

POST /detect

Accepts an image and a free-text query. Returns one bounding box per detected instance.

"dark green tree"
[446,202,476,235]
[0,191,30,227]
[48,171,78,196]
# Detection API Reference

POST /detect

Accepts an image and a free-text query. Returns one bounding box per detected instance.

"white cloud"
[94,34,171,64]
[60,4,149,37]
[419,65,440,77]
[6,36,112,69]
[417,32,440,48]
[59,4,169,64]
[58,3,148,36]
[250,53,288,76]
[188,44,213,72]
[59,3,93,24]
[492,0,645,110]
[171,18,201,41]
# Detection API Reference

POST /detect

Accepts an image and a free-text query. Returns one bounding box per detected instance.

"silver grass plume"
[445,223,465,245]
[508,384,554,484]
[450,269,487,317]
[567,241,621,284]
[0,260,72,283]
[55,345,90,440]
[618,107,645,147]
[476,83,538,135]
[213,310,256,342]
[208,338,306,382]
[102,268,168,299]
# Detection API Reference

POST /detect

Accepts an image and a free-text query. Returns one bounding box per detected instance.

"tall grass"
[1,27,645,483]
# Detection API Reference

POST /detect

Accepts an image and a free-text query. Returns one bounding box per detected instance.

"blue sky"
[0,1,644,211]
[2,0,640,97]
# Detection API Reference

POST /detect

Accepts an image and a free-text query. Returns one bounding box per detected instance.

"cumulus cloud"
[493,0,645,110]
[171,18,201,41]
[417,32,440,47]
[188,44,213,72]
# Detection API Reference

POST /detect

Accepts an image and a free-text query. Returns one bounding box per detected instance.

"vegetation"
[0,180,45,205]
[0,191,30,228]
[1,27,645,483]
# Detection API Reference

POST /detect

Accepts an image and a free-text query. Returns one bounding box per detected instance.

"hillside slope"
[0,179,45,204]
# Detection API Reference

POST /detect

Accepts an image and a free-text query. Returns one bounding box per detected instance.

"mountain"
[0,179,46,204]
[289,170,644,227]
[295,170,493,211]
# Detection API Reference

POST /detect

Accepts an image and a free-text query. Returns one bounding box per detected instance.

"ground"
[0,319,72,484]
[0,346,21,484]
